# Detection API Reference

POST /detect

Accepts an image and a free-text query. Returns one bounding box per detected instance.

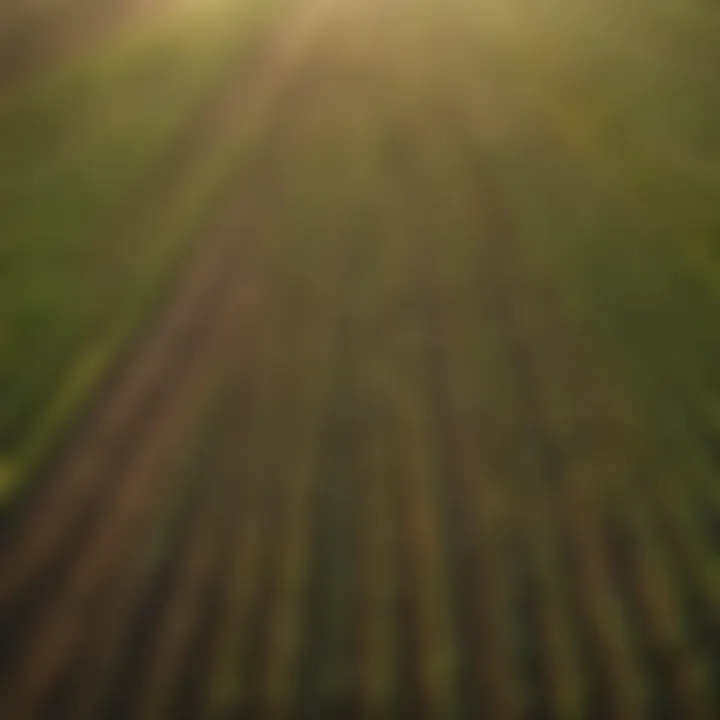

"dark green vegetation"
[0,0,719,717]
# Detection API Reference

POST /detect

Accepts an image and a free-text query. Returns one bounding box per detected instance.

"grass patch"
[0,0,285,501]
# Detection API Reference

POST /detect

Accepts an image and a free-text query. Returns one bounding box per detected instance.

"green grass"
[0,0,285,499]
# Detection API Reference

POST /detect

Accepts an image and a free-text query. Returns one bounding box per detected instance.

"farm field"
[1,0,719,717]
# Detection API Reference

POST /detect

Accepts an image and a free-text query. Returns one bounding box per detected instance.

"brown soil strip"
[0,2,339,716]
[46,200,269,720]
[0,0,333,631]
[0,213,251,671]
[0,221,259,718]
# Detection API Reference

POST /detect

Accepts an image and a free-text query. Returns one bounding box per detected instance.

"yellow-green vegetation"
[0,0,719,717]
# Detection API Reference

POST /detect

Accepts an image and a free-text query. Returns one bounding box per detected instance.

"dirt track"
[0,3,337,716]
[0,0,718,718]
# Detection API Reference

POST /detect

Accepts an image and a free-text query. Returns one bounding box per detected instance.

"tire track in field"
[90,74,333,720]
[0,3,340,716]
[175,289,287,720]
[0,0,327,517]
[42,185,274,720]
[101,358,261,720]
[0,212,246,669]
[0,206,261,719]
[0,0,334,627]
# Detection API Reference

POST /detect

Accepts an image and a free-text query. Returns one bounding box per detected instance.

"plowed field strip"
[0,223,260,717]
[0,4,340,717]
[0,0,334,622]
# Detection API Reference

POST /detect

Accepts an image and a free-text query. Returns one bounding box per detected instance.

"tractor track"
[0,0,335,624]
[0,202,264,718]
[0,2,340,716]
